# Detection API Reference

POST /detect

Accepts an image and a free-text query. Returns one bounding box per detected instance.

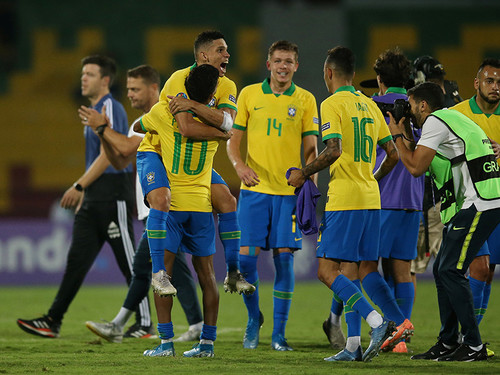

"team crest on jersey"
[288,105,297,118]
[313,117,319,124]
[229,94,236,104]
[176,92,188,99]
[146,172,155,185]
[321,122,331,132]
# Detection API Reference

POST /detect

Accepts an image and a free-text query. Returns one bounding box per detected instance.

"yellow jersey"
[451,95,500,144]
[234,79,319,195]
[321,86,392,211]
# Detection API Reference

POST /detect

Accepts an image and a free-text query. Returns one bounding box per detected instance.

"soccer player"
[287,46,399,362]
[78,65,204,342]
[388,82,500,361]
[451,58,500,349]
[138,64,225,358]
[227,40,319,351]
[139,31,254,301]
[17,55,141,338]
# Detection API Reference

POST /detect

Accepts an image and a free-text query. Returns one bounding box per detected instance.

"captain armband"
[220,111,233,132]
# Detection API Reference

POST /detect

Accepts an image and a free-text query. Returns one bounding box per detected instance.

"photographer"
[372,48,425,353]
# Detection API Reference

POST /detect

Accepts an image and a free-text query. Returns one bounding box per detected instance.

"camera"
[376,98,411,123]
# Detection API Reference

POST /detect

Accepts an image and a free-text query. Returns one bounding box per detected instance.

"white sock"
[200,339,213,345]
[161,338,173,344]
[366,311,383,328]
[111,307,134,330]
[470,344,483,351]
[329,312,341,326]
[346,336,361,352]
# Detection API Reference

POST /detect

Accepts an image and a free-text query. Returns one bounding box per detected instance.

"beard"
[479,87,500,105]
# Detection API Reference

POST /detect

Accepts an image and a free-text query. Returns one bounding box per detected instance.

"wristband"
[73,183,83,192]
[220,111,233,132]
[96,123,108,136]
[392,133,404,142]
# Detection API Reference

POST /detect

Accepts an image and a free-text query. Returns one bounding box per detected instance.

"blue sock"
[200,324,217,341]
[331,292,343,316]
[469,276,486,324]
[218,212,241,273]
[478,283,491,325]
[344,279,362,337]
[395,282,415,320]
[147,208,168,273]
[157,322,173,340]
[331,274,374,320]
[384,273,396,298]
[240,254,260,320]
[272,252,294,337]
[362,271,405,325]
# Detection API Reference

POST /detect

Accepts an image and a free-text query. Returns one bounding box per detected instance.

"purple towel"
[286,167,321,235]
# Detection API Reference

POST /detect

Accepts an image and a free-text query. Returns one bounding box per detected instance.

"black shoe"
[436,343,488,362]
[124,322,157,339]
[411,340,458,360]
[17,315,61,338]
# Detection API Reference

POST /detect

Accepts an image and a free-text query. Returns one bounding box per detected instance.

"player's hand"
[167,95,193,114]
[490,138,500,159]
[287,169,306,188]
[218,130,232,141]
[387,112,406,135]
[78,105,108,129]
[60,185,83,210]
[235,164,260,187]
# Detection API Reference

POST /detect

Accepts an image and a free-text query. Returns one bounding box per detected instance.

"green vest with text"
[428,109,500,224]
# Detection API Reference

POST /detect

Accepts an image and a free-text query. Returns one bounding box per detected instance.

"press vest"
[428,109,500,224]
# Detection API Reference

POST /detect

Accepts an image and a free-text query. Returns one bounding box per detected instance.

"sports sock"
[346,336,361,352]
[218,212,241,273]
[157,322,174,340]
[111,307,134,330]
[362,271,405,325]
[384,273,396,297]
[200,324,217,341]
[330,274,375,320]
[147,208,168,273]
[478,282,491,325]
[329,293,343,325]
[344,279,362,338]
[240,254,260,320]
[469,276,486,324]
[395,282,415,320]
[272,252,294,337]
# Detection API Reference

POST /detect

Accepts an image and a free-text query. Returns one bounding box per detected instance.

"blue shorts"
[165,211,216,257]
[487,223,500,264]
[211,169,228,186]
[379,210,420,260]
[136,151,170,202]
[238,190,301,250]
[317,210,380,262]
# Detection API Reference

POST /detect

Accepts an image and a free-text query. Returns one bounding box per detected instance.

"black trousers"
[123,227,203,327]
[48,199,137,322]
[433,205,500,346]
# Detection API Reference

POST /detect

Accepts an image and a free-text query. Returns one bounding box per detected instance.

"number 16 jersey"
[321,86,392,211]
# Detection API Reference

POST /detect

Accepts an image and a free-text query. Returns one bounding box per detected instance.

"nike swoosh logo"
[295,237,302,241]
[254,106,264,111]
[452,226,467,231]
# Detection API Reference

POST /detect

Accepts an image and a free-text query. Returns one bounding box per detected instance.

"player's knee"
[147,189,171,212]
[212,185,237,213]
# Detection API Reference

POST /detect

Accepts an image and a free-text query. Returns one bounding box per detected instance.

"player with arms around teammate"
[388,82,500,361]
[138,65,226,358]
[140,30,253,299]
[17,55,140,338]
[287,46,399,362]
[227,40,319,351]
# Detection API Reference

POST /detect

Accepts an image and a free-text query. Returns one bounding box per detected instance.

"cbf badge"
[146,171,155,185]
[288,105,297,118]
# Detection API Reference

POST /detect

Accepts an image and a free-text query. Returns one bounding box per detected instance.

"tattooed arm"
[373,139,399,181]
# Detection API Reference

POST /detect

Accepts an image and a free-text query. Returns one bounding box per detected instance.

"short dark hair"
[268,40,299,62]
[478,57,500,76]
[127,64,161,86]
[325,46,355,78]
[194,30,225,57]
[373,47,411,88]
[185,64,219,104]
[81,55,117,86]
[407,82,445,111]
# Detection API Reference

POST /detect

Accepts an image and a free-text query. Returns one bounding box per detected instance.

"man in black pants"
[17,55,142,338]
[387,81,500,361]
[79,64,204,341]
